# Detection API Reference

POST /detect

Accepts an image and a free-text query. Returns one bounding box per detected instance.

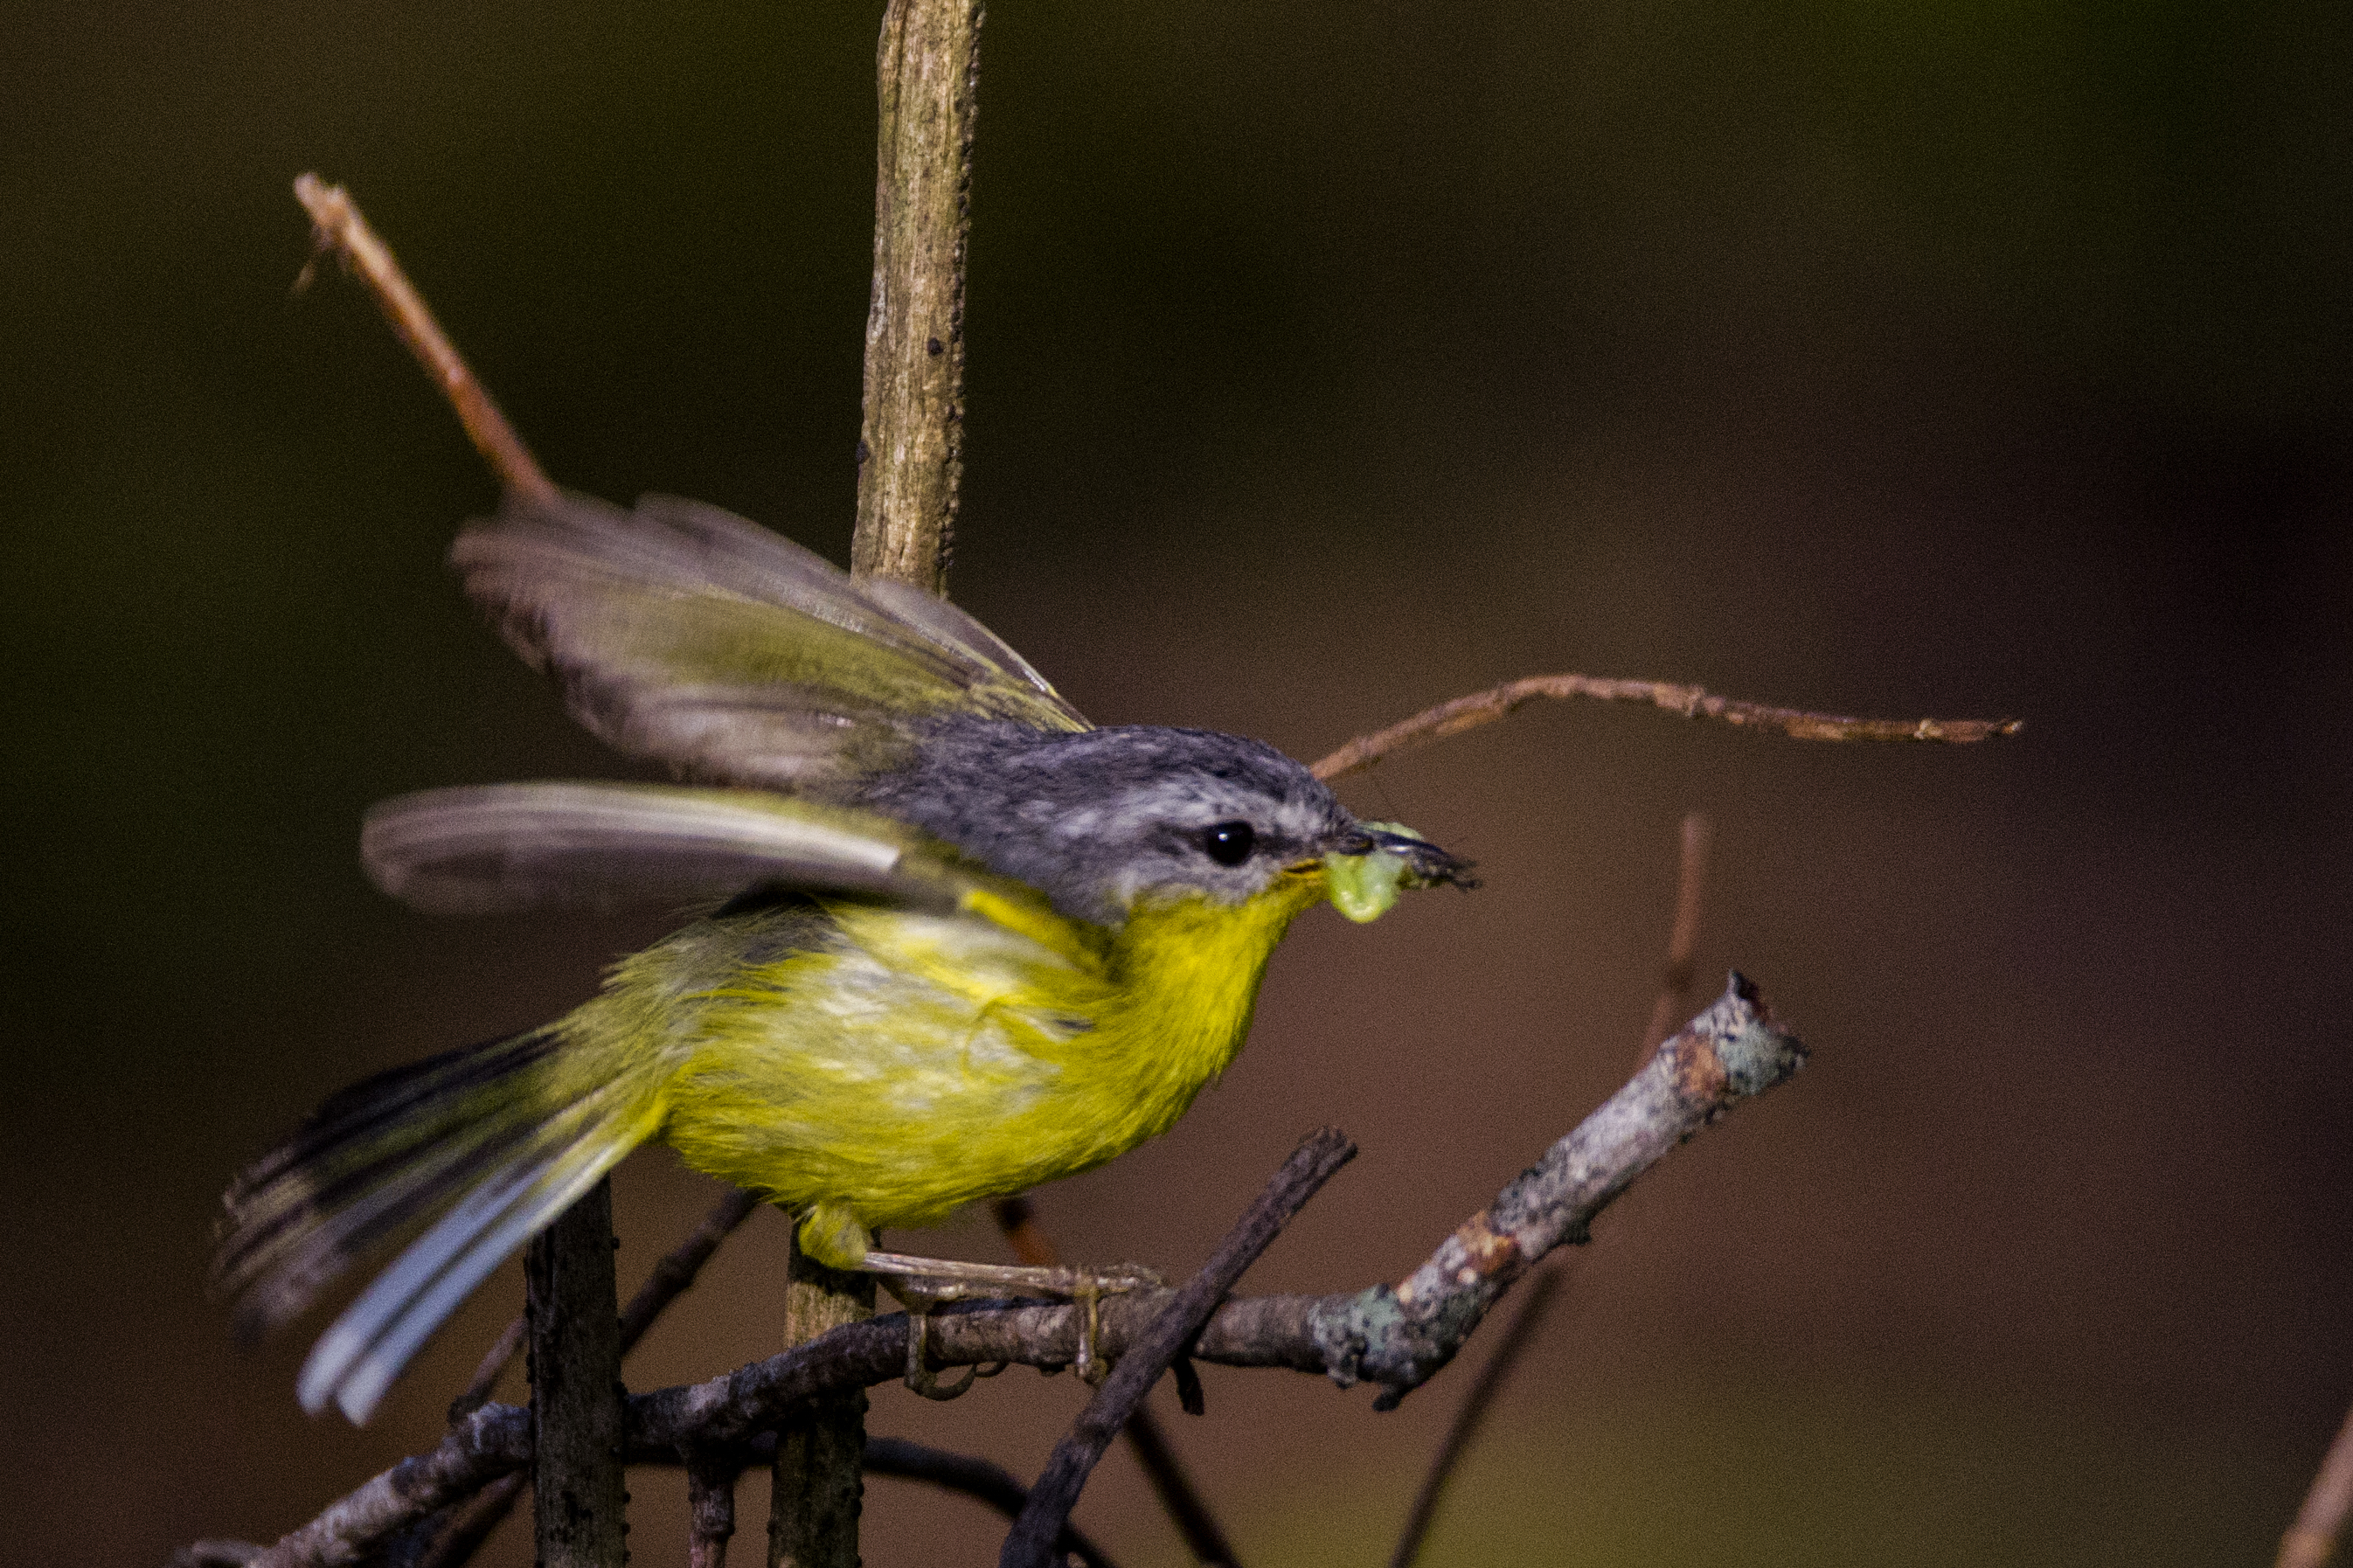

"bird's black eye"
[1200,821,1256,867]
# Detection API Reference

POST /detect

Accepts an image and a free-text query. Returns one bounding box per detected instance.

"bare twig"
[1309,674,2019,781]
[237,1425,1135,1568]
[1389,810,1716,1565]
[245,1403,531,1568]
[633,1435,1126,1568]
[526,1177,627,1568]
[624,1188,764,1348]
[851,0,982,593]
[452,1187,761,1426]
[1640,811,1715,1060]
[407,1476,521,1568]
[688,1455,739,1568]
[412,1189,761,1568]
[2280,1396,2353,1568]
[1000,1129,1358,1568]
[216,978,1801,1566]
[448,1318,530,1427]
[759,6,990,1558]
[1116,1401,1230,1562]
[864,1439,1121,1568]
[1384,1266,1565,1568]
[768,1235,874,1568]
[290,175,557,508]
[994,1197,1242,1567]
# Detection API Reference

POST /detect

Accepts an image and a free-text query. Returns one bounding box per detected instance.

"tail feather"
[213,1031,561,1340]
[228,1032,559,1201]
[301,1118,646,1424]
[212,1029,663,1424]
[225,1122,535,1343]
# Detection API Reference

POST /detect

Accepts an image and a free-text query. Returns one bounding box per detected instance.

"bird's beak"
[1321,821,1476,923]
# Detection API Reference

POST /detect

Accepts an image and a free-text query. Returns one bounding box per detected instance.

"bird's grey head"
[855,721,1461,926]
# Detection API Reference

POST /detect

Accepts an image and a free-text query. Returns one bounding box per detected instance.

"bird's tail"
[211,1027,663,1424]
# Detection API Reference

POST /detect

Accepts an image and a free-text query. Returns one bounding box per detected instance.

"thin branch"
[1383,1265,1565,1568]
[1639,811,1714,1060]
[1385,816,1720,1568]
[631,1435,1126,1568]
[448,1317,530,1426]
[759,6,989,1558]
[850,0,982,593]
[407,1476,521,1568]
[767,1232,874,1568]
[2279,1395,2353,1568]
[990,1195,1058,1271]
[419,1189,764,1568]
[526,1177,627,1568]
[994,1197,1242,1567]
[1309,673,2020,781]
[688,1456,739,1568]
[1116,1400,1229,1563]
[453,1187,761,1424]
[246,1403,531,1568]
[864,1439,1121,1568]
[290,175,558,508]
[218,978,1802,1566]
[624,1188,765,1348]
[1000,1128,1358,1568]
[169,1544,261,1567]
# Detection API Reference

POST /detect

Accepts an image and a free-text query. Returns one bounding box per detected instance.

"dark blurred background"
[5,2,2350,1564]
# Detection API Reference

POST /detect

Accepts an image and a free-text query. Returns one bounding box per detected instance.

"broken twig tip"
[284,171,559,506]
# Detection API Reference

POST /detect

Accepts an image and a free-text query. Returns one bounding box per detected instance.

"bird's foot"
[860,1251,1165,1389]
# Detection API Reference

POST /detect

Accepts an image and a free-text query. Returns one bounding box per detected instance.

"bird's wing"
[451,490,1086,788]
[363,782,1091,963]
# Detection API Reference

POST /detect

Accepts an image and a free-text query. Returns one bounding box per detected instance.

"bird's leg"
[860,1250,1164,1388]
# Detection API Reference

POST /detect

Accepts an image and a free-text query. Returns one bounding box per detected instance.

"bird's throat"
[1098,873,1328,1117]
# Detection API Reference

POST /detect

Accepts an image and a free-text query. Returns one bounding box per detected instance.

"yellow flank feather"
[649,865,1330,1267]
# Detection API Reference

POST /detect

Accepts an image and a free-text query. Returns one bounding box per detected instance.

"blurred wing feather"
[450,491,1086,787]
[363,781,991,917]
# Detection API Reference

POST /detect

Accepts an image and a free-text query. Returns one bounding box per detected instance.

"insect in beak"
[1322,822,1476,922]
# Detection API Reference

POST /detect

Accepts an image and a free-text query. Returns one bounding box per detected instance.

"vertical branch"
[767,1234,877,1568]
[689,1459,740,1568]
[408,1188,765,1568]
[527,1177,628,1568]
[851,0,983,593]
[770,3,982,1561]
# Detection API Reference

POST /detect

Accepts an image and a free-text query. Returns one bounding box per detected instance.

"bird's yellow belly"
[654,881,1319,1238]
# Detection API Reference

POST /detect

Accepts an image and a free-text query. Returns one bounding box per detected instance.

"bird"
[211,489,1471,1424]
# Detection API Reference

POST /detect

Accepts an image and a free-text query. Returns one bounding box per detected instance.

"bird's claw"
[901,1308,1006,1401]
[861,1250,1163,1388]
[1064,1265,1159,1384]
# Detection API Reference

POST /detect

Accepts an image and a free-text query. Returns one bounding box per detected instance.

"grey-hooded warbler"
[212,491,1469,1423]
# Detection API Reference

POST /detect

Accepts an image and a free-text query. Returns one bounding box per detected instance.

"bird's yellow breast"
[649,867,1329,1246]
